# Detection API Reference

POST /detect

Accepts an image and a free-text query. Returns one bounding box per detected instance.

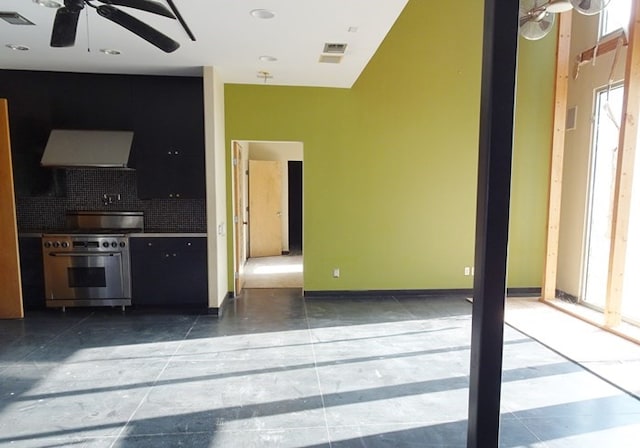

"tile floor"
[0,289,639,447]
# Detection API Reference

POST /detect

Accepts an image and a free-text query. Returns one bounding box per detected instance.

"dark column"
[467,0,520,447]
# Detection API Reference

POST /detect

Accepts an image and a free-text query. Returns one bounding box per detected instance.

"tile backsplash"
[16,169,206,232]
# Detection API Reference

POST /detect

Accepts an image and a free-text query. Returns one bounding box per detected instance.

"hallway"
[242,255,303,289]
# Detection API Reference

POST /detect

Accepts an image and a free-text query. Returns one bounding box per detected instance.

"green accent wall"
[224,0,556,292]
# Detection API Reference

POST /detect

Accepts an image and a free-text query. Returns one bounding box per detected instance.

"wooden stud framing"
[542,12,573,301]
[605,0,640,327]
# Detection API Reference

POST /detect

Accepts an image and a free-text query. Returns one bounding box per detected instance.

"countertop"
[19,232,207,238]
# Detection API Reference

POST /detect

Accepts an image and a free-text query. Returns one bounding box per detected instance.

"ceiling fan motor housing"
[64,0,85,12]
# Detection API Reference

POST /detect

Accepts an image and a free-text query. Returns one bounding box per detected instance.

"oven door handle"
[48,252,122,257]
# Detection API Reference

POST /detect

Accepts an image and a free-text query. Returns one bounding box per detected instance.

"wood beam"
[466,0,519,446]
[0,99,23,319]
[576,32,628,66]
[605,0,640,327]
[542,12,572,301]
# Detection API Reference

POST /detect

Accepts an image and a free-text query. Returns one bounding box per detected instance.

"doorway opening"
[582,84,624,309]
[231,141,303,295]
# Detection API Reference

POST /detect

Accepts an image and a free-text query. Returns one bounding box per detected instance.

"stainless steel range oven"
[43,211,143,310]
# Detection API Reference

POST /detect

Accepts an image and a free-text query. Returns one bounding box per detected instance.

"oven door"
[44,251,126,300]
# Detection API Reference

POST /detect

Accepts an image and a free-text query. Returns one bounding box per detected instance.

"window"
[582,84,624,309]
[599,0,632,38]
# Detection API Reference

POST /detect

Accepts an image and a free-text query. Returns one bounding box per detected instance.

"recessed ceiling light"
[33,0,62,8]
[6,44,30,51]
[100,48,121,55]
[259,55,277,62]
[250,9,275,19]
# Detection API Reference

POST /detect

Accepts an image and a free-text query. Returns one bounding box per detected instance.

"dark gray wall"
[0,69,206,232]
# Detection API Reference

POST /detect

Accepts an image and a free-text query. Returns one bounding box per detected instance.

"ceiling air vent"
[0,12,35,25]
[323,43,347,54]
[319,55,343,64]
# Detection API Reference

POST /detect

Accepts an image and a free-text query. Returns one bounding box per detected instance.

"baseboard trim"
[304,289,473,298]
[304,287,542,299]
[207,292,233,317]
[507,287,542,297]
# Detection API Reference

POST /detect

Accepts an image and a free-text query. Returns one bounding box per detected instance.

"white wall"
[203,66,229,307]
[248,141,303,252]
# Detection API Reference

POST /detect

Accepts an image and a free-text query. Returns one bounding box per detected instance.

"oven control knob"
[103,242,109,248]
[111,241,118,248]
[61,241,69,248]
[119,241,126,248]
[53,241,60,248]
[44,241,51,248]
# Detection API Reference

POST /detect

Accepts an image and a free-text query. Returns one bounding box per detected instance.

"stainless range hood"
[41,129,134,169]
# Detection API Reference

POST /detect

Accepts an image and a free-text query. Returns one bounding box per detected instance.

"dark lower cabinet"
[130,237,208,308]
[18,237,45,310]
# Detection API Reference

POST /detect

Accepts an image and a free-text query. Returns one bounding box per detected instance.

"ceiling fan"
[519,0,611,40]
[50,0,192,53]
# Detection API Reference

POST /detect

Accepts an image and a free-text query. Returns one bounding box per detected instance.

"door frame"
[232,141,244,295]
[231,140,304,296]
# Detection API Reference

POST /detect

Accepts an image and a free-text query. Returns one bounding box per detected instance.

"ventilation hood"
[41,129,134,169]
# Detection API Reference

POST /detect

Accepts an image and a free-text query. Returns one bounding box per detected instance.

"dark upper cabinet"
[130,237,208,307]
[134,147,205,199]
[130,76,205,199]
[0,70,204,199]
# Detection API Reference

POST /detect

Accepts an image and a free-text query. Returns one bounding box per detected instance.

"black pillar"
[467,0,520,447]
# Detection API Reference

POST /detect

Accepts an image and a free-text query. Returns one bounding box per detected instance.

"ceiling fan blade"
[98,0,176,19]
[97,5,180,53]
[50,7,81,47]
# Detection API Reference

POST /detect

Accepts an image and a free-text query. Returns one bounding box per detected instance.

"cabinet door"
[136,149,205,199]
[131,76,205,199]
[18,237,45,310]
[130,237,207,307]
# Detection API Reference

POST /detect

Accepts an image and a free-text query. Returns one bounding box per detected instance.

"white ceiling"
[0,0,408,88]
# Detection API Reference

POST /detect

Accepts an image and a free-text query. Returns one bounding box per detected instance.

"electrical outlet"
[464,267,471,276]
[332,268,340,278]
[102,193,121,205]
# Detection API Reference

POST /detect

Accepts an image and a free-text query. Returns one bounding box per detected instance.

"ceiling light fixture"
[99,48,121,55]
[250,9,275,19]
[33,0,62,8]
[6,44,30,51]
[259,55,277,62]
[257,70,273,83]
